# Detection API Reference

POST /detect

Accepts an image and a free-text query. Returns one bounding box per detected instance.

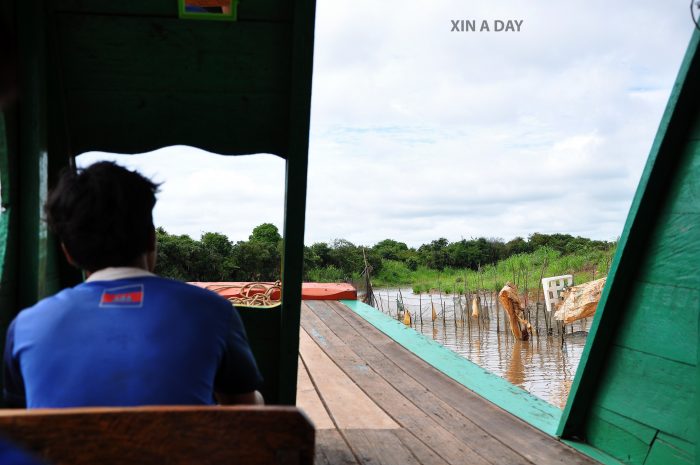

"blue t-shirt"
[3,276,262,408]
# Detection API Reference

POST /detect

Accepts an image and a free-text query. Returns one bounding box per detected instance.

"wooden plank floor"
[296,300,598,465]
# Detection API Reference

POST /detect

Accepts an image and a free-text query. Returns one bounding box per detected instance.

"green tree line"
[155,223,616,284]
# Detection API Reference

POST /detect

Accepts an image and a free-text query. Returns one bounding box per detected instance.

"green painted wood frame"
[277,0,316,405]
[557,29,700,439]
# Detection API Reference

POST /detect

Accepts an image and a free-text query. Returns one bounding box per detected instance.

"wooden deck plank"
[344,429,431,465]
[342,300,561,434]
[319,300,599,465]
[298,329,399,430]
[296,356,335,430]
[392,429,451,465]
[305,300,532,465]
[301,303,493,465]
[315,430,360,465]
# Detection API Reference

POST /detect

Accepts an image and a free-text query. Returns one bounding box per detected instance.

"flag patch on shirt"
[100,284,144,308]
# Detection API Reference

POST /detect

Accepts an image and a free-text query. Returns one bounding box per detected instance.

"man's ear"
[60,243,78,267]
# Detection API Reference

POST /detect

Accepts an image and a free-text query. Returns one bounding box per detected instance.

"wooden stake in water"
[419,292,423,326]
[437,274,444,316]
[442,301,447,328]
[465,278,472,332]
[495,290,501,332]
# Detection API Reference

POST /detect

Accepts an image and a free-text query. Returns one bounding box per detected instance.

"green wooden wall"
[559,30,699,465]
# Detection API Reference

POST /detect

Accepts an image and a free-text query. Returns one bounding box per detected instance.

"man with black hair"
[3,161,263,408]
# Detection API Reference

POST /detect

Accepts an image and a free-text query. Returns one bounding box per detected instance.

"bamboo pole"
[419,292,423,326]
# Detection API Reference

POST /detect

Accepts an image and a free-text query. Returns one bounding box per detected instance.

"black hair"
[45,161,160,272]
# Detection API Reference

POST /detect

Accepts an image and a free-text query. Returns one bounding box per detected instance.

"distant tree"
[308,242,332,267]
[372,239,409,261]
[200,232,237,280]
[156,224,614,286]
[528,233,575,254]
[232,240,276,281]
[302,245,322,279]
[237,223,282,280]
[505,237,531,256]
[327,239,364,278]
[156,228,207,281]
[418,238,450,270]
[527,232,613,255]
[249,223,282,244]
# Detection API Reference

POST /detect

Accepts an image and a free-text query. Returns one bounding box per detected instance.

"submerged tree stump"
[554,277,606,324]
[498,283,532,341]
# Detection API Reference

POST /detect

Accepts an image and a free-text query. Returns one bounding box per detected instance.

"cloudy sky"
[79,0,697,248]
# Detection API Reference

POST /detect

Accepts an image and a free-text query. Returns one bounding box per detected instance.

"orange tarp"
[189,282,357,301]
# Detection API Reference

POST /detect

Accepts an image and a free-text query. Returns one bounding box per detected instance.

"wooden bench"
[0,406,315,465]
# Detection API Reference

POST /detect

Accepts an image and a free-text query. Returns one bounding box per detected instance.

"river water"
[369,288,592,409]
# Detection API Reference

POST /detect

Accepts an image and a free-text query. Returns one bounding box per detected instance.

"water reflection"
[372,288,590,408]
[506,339,525,387]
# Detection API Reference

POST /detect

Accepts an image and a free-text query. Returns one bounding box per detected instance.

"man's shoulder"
[19,278,228,316]
[11,286,88,334]
[18,287,83,315]
[143,277,228,302]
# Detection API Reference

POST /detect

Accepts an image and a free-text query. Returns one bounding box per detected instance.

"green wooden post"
[0,109,19,407]
[278,0,316,405]
[16,0,51,309]
[0,111,14,311]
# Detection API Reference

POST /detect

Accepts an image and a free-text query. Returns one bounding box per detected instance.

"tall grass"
[374,246,616,293]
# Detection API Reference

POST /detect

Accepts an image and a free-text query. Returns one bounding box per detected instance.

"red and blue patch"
[99,284,144,308]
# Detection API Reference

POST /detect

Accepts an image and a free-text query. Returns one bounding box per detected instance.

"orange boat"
[189,282,357,302]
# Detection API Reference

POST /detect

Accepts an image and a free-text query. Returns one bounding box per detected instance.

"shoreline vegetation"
[156,223,616,296]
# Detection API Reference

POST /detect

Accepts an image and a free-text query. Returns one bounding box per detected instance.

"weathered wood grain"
[613,281,698,366]
[296,355,335,430]
[315,430,359,465]
[0,406,314,465]
[654,433,694,457]
[391,429,450,465]
[644,434,694,465]
[300,304,492,465]
[592,345,695,443]
[326,301,598,465]
[639,213,700,290]
[344,429,436,465]
[299,329,398,430]
[305,301,531,465]
[584,406,656,465]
